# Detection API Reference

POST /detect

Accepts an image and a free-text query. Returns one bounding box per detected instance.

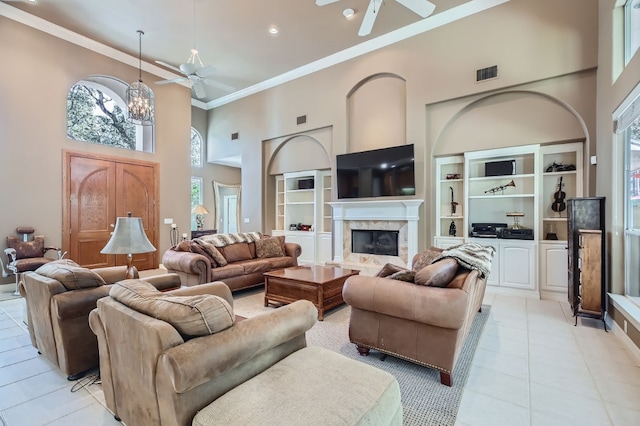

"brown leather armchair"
[1,227,63,295]
[19,262,180,380]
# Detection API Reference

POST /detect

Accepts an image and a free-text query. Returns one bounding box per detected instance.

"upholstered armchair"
[1,227,63,294]
[19,260,180,380]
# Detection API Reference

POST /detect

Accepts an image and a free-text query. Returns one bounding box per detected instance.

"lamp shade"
[191,204,209,215]
[101,216,156,255]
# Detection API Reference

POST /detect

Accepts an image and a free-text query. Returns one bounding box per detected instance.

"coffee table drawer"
[265,277,319,304]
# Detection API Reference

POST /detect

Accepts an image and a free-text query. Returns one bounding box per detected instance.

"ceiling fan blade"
[196,65,217,78]
[180,62,198,76]
[155,77,188,85]
[155,60,185,75]
[203,79,236,92]
[358,0,382,37]
[192,80,207,99]
[316,0,340,5]
[394,0,435,18]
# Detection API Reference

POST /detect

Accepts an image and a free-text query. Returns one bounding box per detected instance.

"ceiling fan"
[316,0,436,37]
[155,52,235,99]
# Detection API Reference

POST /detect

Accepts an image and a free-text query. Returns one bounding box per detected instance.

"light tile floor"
[1,289,639,425]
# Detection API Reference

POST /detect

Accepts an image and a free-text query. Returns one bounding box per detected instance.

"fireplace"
[351,230,399,256]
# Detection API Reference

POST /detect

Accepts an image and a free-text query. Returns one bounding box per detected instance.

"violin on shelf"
[551,176,566,214]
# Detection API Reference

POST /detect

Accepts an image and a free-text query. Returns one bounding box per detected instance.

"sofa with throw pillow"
[342,243,494,386]
[161,232,301,290]
[19,259,180,380]
[89,279,403,426]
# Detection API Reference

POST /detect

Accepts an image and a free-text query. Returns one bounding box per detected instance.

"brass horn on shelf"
[484,180,515,194]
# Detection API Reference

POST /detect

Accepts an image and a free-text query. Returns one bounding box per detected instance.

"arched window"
[191,127,204,167]
[66,75,154,152]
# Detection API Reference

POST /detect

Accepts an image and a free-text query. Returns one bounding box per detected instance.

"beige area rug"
[232,287,490,426]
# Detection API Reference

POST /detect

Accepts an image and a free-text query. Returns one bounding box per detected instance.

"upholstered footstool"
[192,346,402,426]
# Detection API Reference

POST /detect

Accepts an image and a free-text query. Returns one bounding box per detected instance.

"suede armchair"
[342,267,486,386]
[89,282,316,425]
[19,264,180,380]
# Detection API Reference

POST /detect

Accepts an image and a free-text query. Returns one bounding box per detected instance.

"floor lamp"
[101,213,156,279]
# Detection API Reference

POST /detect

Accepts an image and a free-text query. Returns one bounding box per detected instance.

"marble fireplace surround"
[329,200,423,271]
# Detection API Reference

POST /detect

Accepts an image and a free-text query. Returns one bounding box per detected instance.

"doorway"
[62,150,159,270]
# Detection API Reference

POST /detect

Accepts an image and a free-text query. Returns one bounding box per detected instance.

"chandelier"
[126,30,154,125]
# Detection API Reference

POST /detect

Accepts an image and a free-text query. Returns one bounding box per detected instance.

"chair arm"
[164,281,233,308]
[284,242,301,259]
[52,285,112,320]
[158,300,317,394]
[140,273,182,291]
[343,275,469,330]
[93,266,139,283]
[161,250,211,282]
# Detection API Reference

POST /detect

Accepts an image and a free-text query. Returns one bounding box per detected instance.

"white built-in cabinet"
[272,170,332,265]
[433,142,583,297]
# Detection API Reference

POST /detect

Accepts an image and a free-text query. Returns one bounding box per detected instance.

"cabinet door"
[318,232,333,263]
[287,232,316,264]
[540,243,568,293]
[468,238,500,287]
[501,243,536,290]
[433,237,463,250]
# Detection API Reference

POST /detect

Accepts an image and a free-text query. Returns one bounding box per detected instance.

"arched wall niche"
[263,127,332,232]
[432,90,588,157]
[347,73,407,154]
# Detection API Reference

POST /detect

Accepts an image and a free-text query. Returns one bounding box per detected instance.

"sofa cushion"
[110,279,234,337]
[223,243,253,263]
[414,258,459,287]
[234,259,272,274]
[411,247,444,272]
[388,270,415,282]
[35,259,107,290]
[194,239,227,266]
[264,256,295,269]
[210,264,247,281]
[255,237,285,259]
[375,263,408,278]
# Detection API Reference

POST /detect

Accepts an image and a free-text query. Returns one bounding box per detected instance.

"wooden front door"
[63,151,159,270]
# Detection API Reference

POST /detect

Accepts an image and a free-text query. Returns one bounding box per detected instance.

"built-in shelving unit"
[272,170,332,264]
[434,142,584,298]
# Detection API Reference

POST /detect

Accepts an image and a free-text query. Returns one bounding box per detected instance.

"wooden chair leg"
[440,371,452,386]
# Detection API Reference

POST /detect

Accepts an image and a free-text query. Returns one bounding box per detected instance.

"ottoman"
[192,346,402,425]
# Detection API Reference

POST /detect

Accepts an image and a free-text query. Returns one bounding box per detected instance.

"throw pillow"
[222,243,252,263]
[35,259,107,290]
[194,239,227,266]
[388,270,416,282]
[255,237,285,258]
[189,242,217,266]
[110,279,234,337]
[375,263,408,278]
[414,258,459,287]
[173,240,191,252]
[411,247,444,272]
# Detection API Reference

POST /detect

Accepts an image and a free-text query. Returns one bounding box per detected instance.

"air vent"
[296,115,307,125]
[476,65,498,82]
[231,132,239,140]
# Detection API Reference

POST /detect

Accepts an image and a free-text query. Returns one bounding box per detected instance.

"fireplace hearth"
[351,230,399,256]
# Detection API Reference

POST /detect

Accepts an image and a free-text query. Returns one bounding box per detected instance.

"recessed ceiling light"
[268,26,279,35]
[343,8,355,19]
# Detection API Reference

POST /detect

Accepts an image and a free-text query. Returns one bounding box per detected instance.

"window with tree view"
[191,128,203,167]
[625,110,640,305]
[191,177,203,231]
[66,76,154,152]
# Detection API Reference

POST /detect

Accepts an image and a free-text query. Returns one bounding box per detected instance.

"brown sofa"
[89,280,402,426]
[342,246,490,386]
[161,232,301,290]
[19,261,180,380]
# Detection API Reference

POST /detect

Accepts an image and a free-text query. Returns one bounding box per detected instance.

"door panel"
[68,156,116,268]
[116,162,156,271]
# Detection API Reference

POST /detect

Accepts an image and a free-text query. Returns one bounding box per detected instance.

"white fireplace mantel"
[329,199,424,268]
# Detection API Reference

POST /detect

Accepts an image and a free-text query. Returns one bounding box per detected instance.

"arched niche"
[347,73,406,153]
[432,90,587,157]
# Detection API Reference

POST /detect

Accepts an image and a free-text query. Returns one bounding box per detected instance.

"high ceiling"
[1,0,503,108]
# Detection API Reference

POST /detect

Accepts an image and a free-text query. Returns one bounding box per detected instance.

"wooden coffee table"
[264,265,359,320]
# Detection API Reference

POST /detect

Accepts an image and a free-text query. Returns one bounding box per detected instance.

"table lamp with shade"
[101,212,156,279]
[192,204,209,231]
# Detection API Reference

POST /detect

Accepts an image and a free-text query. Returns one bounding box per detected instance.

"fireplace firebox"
[351,230,399,256]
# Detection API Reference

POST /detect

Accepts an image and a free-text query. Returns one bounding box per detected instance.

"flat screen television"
[336,144,416,199]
